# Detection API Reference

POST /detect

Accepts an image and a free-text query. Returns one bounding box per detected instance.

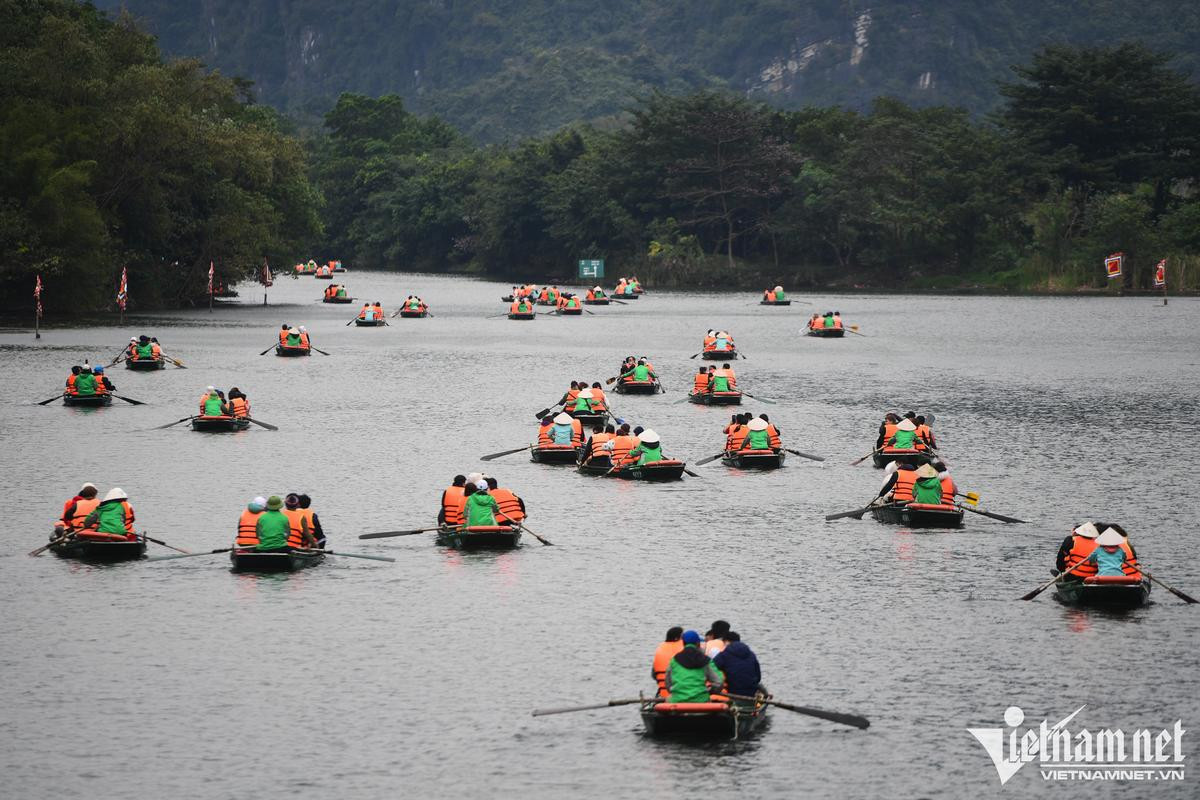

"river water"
[1,273,1197,799]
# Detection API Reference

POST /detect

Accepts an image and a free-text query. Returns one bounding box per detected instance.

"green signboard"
[578,259,605,279]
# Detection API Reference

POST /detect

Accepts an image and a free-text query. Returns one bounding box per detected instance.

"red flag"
[208,261,214,295]
[117,267,128,310]
[1104,253,1123,279]
[261,260,273,287]
[1154,259,1166,287]
[34,275,43,319]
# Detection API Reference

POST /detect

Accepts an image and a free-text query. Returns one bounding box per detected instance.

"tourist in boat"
[511,297,534,315]
[581,424,609,463]
[624,429,664,465]
[651,627,684,698]
[911,464,945,503]
[712,632,763,702]
[831,311,844,330]
[255,495,291,550]
[932,459,956,500]
[621,358,657,386]
[757,414,782,448]
[372,300,384,318]
[588,382,608,412]
[549,412,581,446]
[703,620,731,657]
[724,413,750,451]
[560,382,581,408]
[713,330,734,351]
[738,417,774,451]
[283,493,319,549]
[279,324,291,345]
[150,338,162,358]
[915,415,936,450]
[235,497,266,547]
[664,630,725,703]
[92,366,113,394]
[125,337,138,358]
[1081,528,1136,577]
[72,365,99,396]
[709,363,737,394]
[282,327,302,348]
[1055,522,1101,575]
[604,423,637,465]
[200,387,229,417]
[586,286,606,301]
[226,388,250,418]
[358,303,377,321]
[878,461,919,503]
[572,387,597,414]
[64,365,82,395]
[887,418,919,449]
[130,335,154,361]
[438,475,467,526]
[463,481,502,527]
[56,483,100,535]
[693,366,711,394]
[297,326,311,348]
[484,477,526,524]
[82,488,136,537]
[875,413,900,448]
[297,494,325,548]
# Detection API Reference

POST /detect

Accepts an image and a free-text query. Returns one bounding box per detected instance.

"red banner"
[1154,259,1166,287]
[1104,253,1123,279]
[34,274,43,318]
[116,267,128,310]
[261,260,273,287]
[208,261,214,295]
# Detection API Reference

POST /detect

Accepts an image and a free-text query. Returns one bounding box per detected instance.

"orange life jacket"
[299,332,310,347]
[608,435,637,465]
[765,290,775,302]
[283,508,309,548]
[63,497,100,528]
[85,500,134,533]
[693,373,710,392]
[766,424,781,449]
[940,475,957,502]
[703,336,716,350]
[571,418,584,446]
[883,422,899,442]
[1117,539,1141,578]
[65,374,78,394]
[442,486,466,526]
[892,469,917,503]
[589,389,607,411]
[279,330,288,344]
[1065,535,1099,577]
[588,432,614,459]
[714,368,737,390]
[490,488,525,524]
[564,388,580,406]
[236,509,262,546]
[372,305,383,317]
[833,316,843,329]
[229,397,249,417]
[726,424,747,451]
[536,424,553,447]
[652,640,684,698]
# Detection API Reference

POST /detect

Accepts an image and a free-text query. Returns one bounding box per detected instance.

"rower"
[664,631,725,704]
[589,382,608,412]
[713,330,733,351]
[236,497,267,547]
[484,477,526,524]
[561,382,581,408]
[439,475,467,527]
[283,493,318,549]
[82,488,136,538]
[878,461,919,503]
[255,495,291,550]
[604,423,637,466]
[712,632,764,703]
[724,413,750,451]
[832,311,843,330]
[279,324,290,345]
[763,288,775,302]
[65,365,82,395]
[808,314,820,330]
[651,627,684,698]
[582,424,615,465]
[463,481,502,526]
[150,338,162,358]
[372,301,384,318]
[298,494,325,548]
[359,303,375,321]
[625,429,663,465]
[622,358,656,385]
[200,387,229,417]
[915,415,936,450]
[56,483,100,535]
[911,463,944,503]
[1056,522,1100,575]
[693,366,710,394]
[227,388,250,418]
[92,366,113,394]
[126,337,138,357]
[876,413,900,449]
[704,620,730,657]
[298,327,311,347]
[758,414,782,449]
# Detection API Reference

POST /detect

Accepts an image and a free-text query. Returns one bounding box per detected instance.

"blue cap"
[93,366,103,373]
[615,418,626,425]
[681,630,702,645]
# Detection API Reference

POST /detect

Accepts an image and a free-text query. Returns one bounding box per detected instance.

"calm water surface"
[1,274,1198,799]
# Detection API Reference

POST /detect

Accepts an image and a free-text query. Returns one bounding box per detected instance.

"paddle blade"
[533,408,552,419]
[38,395,63,405]
[962,505,1027,524]
[358,529,435,540]
[683,468,703,478]
[322,550,396,563]
[825,507,871,521]
[481,445,530,461]
[114,395,145,405]
[155,416,194,429]
[246,417,278,431]
[774,701,870,730]
[787,449,825,462]
[695,453,726,466]
[531,699,642,717]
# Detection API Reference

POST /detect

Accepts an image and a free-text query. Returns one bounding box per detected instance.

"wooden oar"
[695,452,727,466]
[245,417,278,431]
[532,698,645,717]
[1019,563,1089,601]
[481,444,531,461]
[359,527,441,540]
[107,355,126,367]
[161,353,187,368]
[682,467,703,479]
[38,394,64,405]
[345,316,358,326]
[533,400,565,420]
[850,448,880,466]
[955,491,980,506]
[311,346,331,356]
[721,693,869,729]
[113,394,146,405]
[610,298,629,305]
[304,549,396,563]
[147,548,233,562]
[741,391,776,404]
[1139,566,1198,604]
[143,534,189,554]
[155,415,195,429]
[498,513,552,546]
[30,531,74,556]
[846,327,867,337]
[958,504,1026,524]
[738,352,748,360]
[688,352,702,359]
[784,448,825,462]
[825,503,876,521]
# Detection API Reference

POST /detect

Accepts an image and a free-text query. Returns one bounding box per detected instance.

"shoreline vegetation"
[3,1,1198,312]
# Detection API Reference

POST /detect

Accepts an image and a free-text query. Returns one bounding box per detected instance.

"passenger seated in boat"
[56,482,99,535]
[279,324,290,345]
[358,303,376,321]
[603,424,637,466]
[573,388,596,414]
[877,461,919,504]
[693,367,710,394]
[932,459,955,500]
[831,312,843,330]
[621,359,656,384]
[132,335,154,360]
[665,631,725,703]
[64,365,82,395]
[510,298,533,314]
[703,620,730,657]
[463,481,502,527]
[652,627,685,698]
[588,383,608,412]
[773,285,786,301]
[710,363,737,393]
[549,412,581,445]
[439,475,467,526]
[724,413,749,451]
[485,477,526,525]
[199,386,229,417]
[82,487,136,538]
[255,495,291,550]
[298,494,325,548]
[582,424,614,465]
[1055,522,1100,575]
[625,430,663,465]
[227,388,250,418]
[372,301,384,318]
[1083,528,1136,577]
[758,414,782,448]
[738,418,773,451]
[763,288,775,302]
[235,496,266,547]
[875,413,900,448]
[712,632,763,702]
[282,493,318,549]
[284,327,303,347]
[887,418,919,449]
[911,464,945,503]
[915,415,936,450]
[298,327,311,347]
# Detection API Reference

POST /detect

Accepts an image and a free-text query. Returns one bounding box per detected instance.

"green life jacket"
[203,395,225,416]
[632,365,650,381]
[573,396,592,412]
[912,476,944,504]
[775,290,786,300]
[636,444,663,465]
[408,298,419,310]
[255,510,290,549]
[567,298,578,308]
[286,333,302,346]
[746,429,770,449]
[465,493,499,527]
[136,343,153,358]
[74,373,97,395]
[518,302,531,312]
[667,645,715,703]
[713,376,730,392]
[891,429,917,449]
[823,315,834,328]
[336,288,347,297]
[92,500,129,534]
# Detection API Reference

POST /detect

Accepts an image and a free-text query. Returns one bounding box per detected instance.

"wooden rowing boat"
[701,350,736,361]
[275,344,311,357]
[615,292,640,300]
[640,697,768,740]
[583,298,610,305]
[567,409,608,428]
[530,443,581,464]
[760,299,792,306]
[354,318,384,326]
[314,272,334,280]
[559,306,583,315]
[508,311,536,320]
[807,327,845,338]
[50,530,146,562]
[577,455,613,476]
[436,525,521,550]
[688,390,742,405]
[869,502,963,528]
[871,448,934,469]
[230,547,324,573]
[1054,575,1151,609]
[610,459,686,481]
[191,415,250,432]
[614,379,658,395]
[63,393,113,407]
[721,449,785,469]
[398,309,428,318]
[124,357,165,370]
[323,295,353,304]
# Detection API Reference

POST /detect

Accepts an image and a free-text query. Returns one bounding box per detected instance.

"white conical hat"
[638,429,660,444]
[747,418,768,431]
[104,488,127,501]
[916,463,939,479]
[554,412,572,424]
[774,285,783,292]
[467,472,482,484]
[896,419,917,432]
[1073,522,1100,539]
[288,327,299,335]
[579,388,594,398]
[1096,528,1124,547]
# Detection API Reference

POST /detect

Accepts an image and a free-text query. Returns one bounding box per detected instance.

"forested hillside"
[98,0,1200,141]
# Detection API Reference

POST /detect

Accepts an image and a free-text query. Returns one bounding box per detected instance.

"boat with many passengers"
[51,530,146,562]
[1055,575,1151,609]
[230,547,324,573]
[436,525,521,549]
[639,696,768,740]
[869,502,963,528]
[191,415,250,433]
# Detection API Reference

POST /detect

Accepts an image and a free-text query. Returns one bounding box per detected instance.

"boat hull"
[275,345,311,357]
[869,502,963,528]
[230,548,324,573]
[530,445,581,464]
[125,357,165,370]
[398,310,428,318]
[614,380,658,395]
[559,307,583,315]
[1055,578,1151,609]
[51,532,145,562]
[807,328,845,338]
[721,450,785,469]
[191,415,250,432]
[354,318,384,326]
[63,393,113,407]
[508,312,535,320]
[760,300,792,306]
[436,525,521,550]
[640,700,767,740]
[577,455,613,476]
[701,350,736,360]
[616,292,639,300]
[611,460,686,482]
[314,274,333,280]
[583,298,610,305]
[323,296,353,304]
[872,449,933,469]
[567,410,608,428]
[688,391,742,405]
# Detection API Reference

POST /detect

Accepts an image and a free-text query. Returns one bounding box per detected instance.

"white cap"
[299,326,306,332]
[638,429,660,444]
[104,488,127,501]
[747,418,768,431]
[1073,522,1100,539]
[774,285,783,292]
[475,481,489,492]
[130,337,137,342]
[249,497,267,512]
[554,412,572,424]
[207,385,216,391]
[579,388,594,399]
[884,461,900,475]
[896,419,917,432]
[594,286,602,291]
[289,327,299,334]
[1096,529,1124,547]
[467,472,483,484]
